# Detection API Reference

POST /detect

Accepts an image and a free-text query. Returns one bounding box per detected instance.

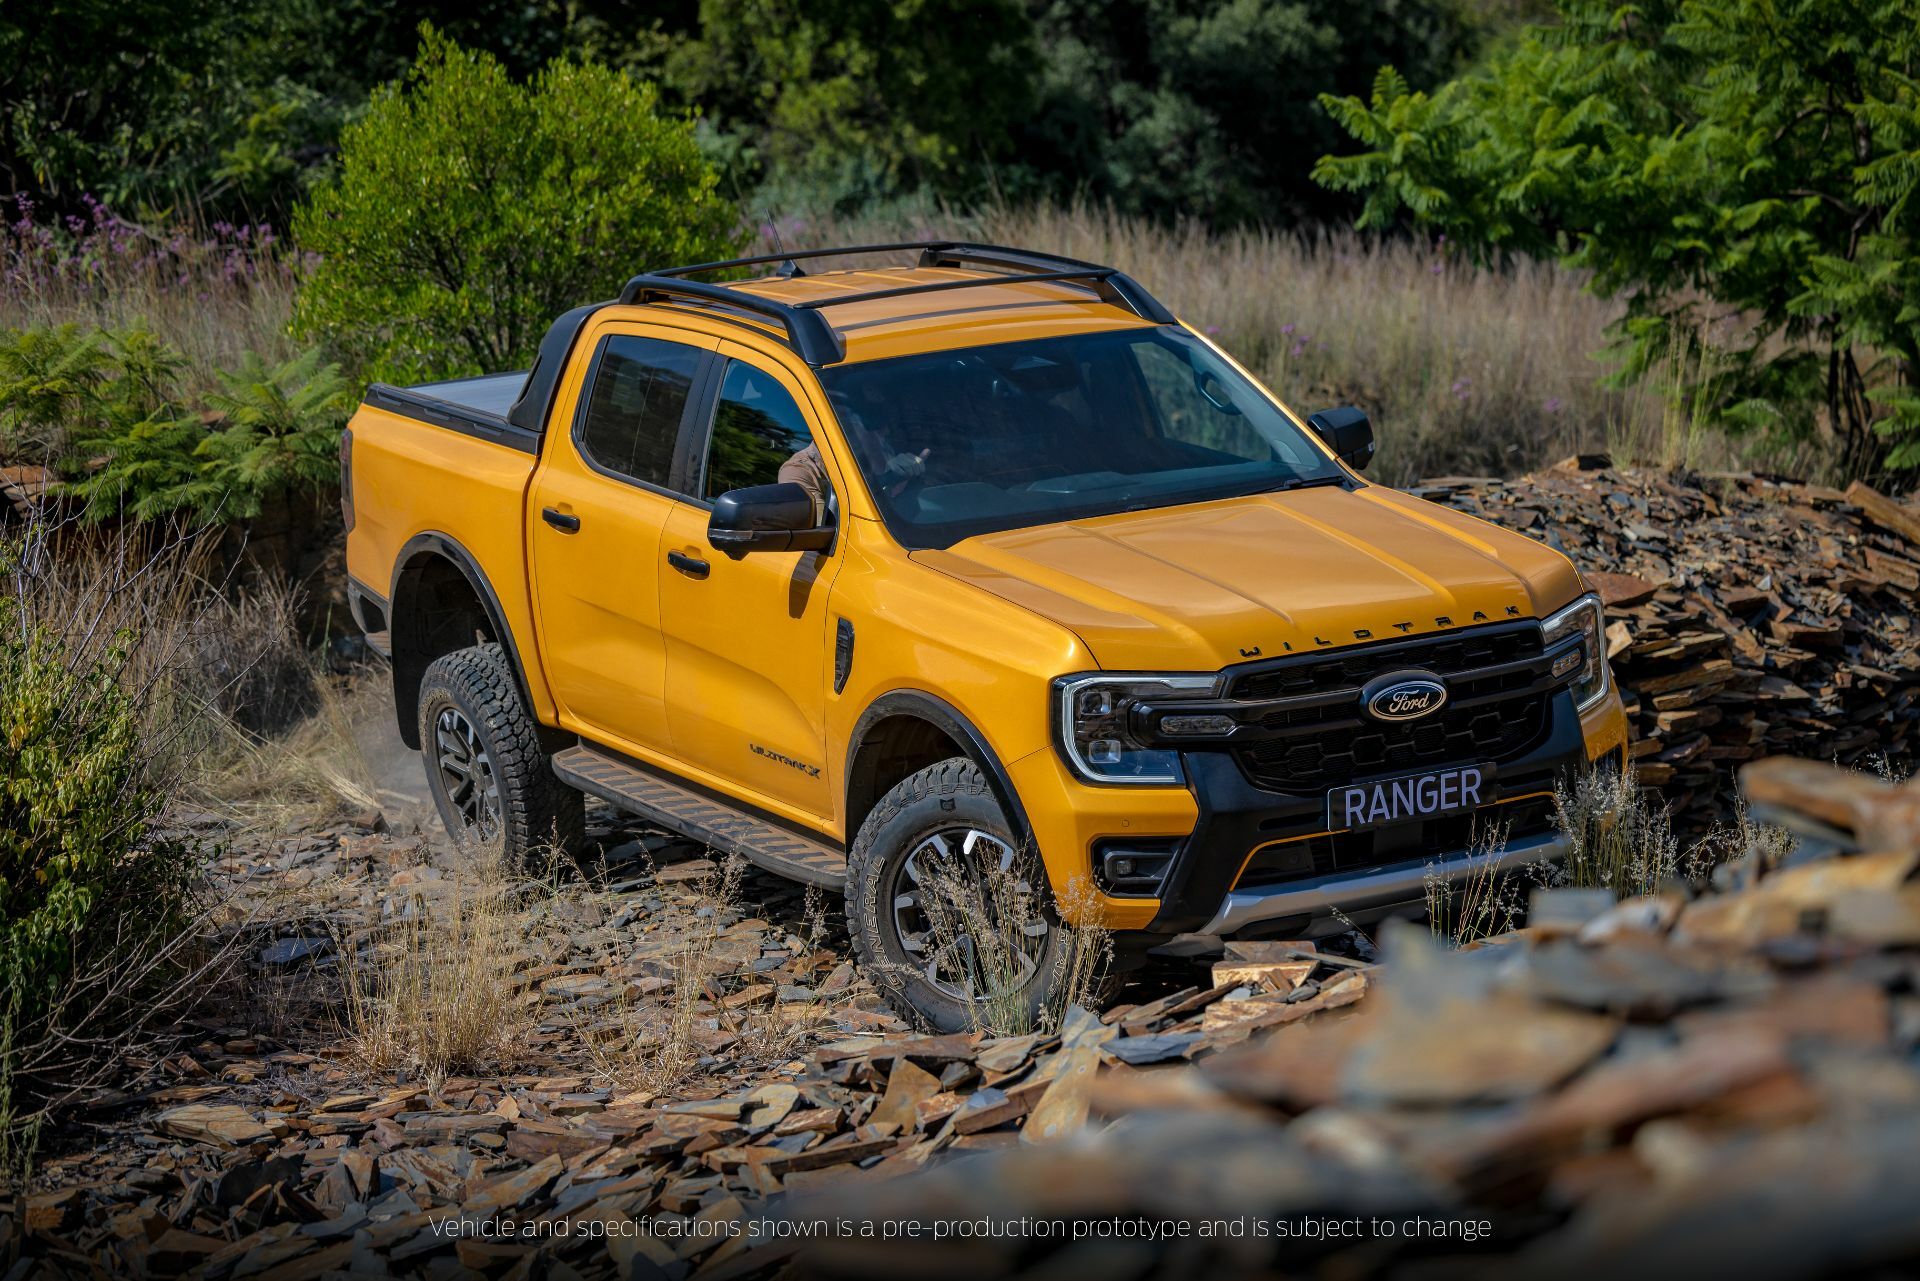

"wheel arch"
[844,690,1034,850]
[388,532,537,750]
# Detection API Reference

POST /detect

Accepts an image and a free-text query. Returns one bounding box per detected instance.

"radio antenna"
[765,208,805,278]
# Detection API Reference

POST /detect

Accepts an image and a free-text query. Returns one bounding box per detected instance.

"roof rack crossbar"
[617,274,845,365]
[789,267,1123,312]
[916,243,1176,324]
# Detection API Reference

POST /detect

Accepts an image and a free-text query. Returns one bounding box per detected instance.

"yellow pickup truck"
[343,242,1628,1029]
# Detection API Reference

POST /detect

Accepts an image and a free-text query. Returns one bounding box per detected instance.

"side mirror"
[1306,406,1375,472]
[708,482,834,556]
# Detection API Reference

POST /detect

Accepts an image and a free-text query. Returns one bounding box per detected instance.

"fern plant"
[189,350,352,520]
[0,321,350,524]
[0,324,114,465]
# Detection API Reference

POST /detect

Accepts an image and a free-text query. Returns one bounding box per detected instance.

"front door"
[658,343,843,820]
[528,324,715,756]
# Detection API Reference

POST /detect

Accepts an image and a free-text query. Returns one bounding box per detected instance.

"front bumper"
[1199,827,1569,936]
[1018,682,1626,938]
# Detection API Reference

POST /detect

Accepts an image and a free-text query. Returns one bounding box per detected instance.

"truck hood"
[913,485,1583,671]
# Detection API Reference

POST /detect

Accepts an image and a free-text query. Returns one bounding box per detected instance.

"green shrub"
[0,322,350,523]
[0,543,204,1165]
[291,30,742,385]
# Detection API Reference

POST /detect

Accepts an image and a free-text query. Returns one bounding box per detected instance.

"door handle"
[541,507,580,533]
[668,550,710,579]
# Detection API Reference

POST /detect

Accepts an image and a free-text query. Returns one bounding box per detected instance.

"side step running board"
[552,746,847,890]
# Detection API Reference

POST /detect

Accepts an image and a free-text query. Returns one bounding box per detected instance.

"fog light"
[1113,858,1135,876]
[1159,713,1236,737]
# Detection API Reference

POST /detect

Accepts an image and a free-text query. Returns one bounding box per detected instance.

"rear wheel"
[846,757,1064,1032]
[417,643,583,873]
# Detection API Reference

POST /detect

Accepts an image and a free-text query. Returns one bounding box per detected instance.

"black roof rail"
[648,241,949,280]
[623,240,1176,365]
[618,275,845,365]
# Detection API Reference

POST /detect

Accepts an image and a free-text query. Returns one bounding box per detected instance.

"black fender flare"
[389,531,539,748]
[845,690,1034,849]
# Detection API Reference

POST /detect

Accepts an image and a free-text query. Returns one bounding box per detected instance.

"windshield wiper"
[1265,475,1351,494]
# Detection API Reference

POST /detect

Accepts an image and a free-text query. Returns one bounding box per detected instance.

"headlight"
[1055,673,1219,784]
[1541,592,1609,711]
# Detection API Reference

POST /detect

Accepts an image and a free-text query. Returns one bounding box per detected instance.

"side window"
[702,360,816,500]
[576,335,701,490]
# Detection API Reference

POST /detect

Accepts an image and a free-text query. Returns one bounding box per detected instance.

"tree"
[0,1,697,218]
[1011,0,1475,226]
[291,31,741,384]
[0,0,231,206]
[669,0,1037,210]
[1313,0,1920,479]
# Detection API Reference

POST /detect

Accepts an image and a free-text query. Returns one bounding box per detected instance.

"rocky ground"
[8,464,1920,1278]
[1418,465,1920,825]
[12,760,1920,1280]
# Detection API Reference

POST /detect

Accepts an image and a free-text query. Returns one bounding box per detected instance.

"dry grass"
[337,845,537,1088]
[1048,877,1117,1026]
[1690,793,1798,875]
[728,884,839,1068]
[575,856,733,1095]
[0,214,299,389]
[906,845,1113,1037]
[1553,769,1694,900]
[6,200,1811,487]
[3,514,375,837]
[1423,820,1550,946]
[189,673,383,836]
[5,517,228,777]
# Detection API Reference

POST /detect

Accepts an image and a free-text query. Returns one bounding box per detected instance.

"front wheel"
[416,643,583,873]
[846,757,1065,1033]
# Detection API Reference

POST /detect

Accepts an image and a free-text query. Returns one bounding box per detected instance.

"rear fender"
[389,532,542,750]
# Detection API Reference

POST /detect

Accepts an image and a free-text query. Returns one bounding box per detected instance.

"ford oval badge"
[1362,672,1448,722]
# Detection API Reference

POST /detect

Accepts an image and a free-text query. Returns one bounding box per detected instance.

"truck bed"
[364,372,538,454]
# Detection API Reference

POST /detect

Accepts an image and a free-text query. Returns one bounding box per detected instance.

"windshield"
[817,326,1346,548]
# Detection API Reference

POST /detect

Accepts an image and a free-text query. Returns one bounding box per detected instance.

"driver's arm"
[778,443,830,522]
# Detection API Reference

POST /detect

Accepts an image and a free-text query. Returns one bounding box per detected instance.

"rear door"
[528,321,717,756]
[657,342,846,820]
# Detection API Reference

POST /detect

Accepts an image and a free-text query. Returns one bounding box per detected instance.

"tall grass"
[578,856,746,1095]
[790,205,1695,483]
[0,197,299,386]
[3,197,1801,485]
[1423,820,1550,946]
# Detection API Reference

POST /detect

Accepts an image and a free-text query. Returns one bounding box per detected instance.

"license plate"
[1328,764,1494,832]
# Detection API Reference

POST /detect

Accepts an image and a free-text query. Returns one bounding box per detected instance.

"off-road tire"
[847,756,1064,1032]
[417,643,583,873]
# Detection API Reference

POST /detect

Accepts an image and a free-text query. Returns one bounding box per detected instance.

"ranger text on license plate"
[1329,765,1490,832]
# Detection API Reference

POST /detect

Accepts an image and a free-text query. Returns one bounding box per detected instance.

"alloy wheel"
[889,827,1051,1004]
[433,706,501,838]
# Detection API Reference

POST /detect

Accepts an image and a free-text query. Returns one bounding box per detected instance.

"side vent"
[833,618,855,694]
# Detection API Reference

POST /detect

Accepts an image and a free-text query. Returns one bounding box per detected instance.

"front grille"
[1238,697,1547,791]
[1223,622,1555,793]
[1237,795,1557,889]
